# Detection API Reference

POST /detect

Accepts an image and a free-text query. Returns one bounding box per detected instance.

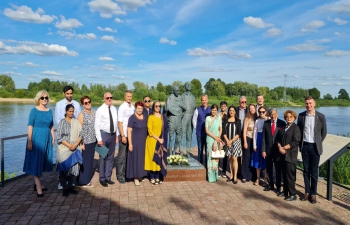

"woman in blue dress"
[251,106,269,186]
[23,90,54,197]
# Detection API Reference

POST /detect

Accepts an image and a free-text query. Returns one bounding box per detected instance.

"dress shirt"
[303,112,315,143]
[238,108,246,129]
[55,99,81,125]
[271,119,276,135]
[192,108,198,128]
[95,103,119,142]
[117,101,135,137]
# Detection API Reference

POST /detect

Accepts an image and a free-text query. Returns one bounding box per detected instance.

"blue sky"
[0,0,349,97]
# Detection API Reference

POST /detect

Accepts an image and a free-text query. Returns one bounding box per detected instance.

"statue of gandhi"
[180,82,196,157]
[164,85,186,155]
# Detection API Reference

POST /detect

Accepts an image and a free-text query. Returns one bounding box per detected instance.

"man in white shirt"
[116,90,135,184]
[95,92,119,187]
[55,86,81,125]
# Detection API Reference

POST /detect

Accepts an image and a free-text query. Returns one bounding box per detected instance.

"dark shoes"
[34,184,48,192]
[285,195,297,201]
[276,191,285,197]
[232,180,238,184]
[118,178,126,184]
[301,193,310,201]
[263,185,275,191]
[106,180,115,185]
[68,187,78,195]
[63,189,69,197]
[310,195,317,204]
[37,193,43,197]
[100,180,108,187]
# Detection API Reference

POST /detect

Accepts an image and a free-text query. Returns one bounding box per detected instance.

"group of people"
[23,85,327,204]
[193,94,327,203]
[23,86,168,198]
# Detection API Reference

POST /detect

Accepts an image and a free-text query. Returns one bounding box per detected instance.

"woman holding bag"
[223,106,242,184]
[144,101,168,185]
[205,104,222,183]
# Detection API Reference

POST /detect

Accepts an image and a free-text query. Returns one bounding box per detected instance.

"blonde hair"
[34,90,49,106]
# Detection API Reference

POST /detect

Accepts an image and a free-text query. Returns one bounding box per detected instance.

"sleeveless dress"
[23,108,53,176]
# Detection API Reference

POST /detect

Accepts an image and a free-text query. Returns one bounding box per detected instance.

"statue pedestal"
[165,157,206,181]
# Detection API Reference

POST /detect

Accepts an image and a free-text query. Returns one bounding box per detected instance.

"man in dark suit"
[261,108,286,194]
[142,96,152,117]
[236,96,248,181]
[297,96,327,204]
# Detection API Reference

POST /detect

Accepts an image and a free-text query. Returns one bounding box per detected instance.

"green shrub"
[0,171,16,182]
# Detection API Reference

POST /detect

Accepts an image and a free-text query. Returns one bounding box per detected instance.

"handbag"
[211,149,225,158]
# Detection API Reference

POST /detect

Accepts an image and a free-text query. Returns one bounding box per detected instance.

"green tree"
[165,85,172,95]
[158,92,166,101]
[117,83,128,92]
[308,87,320,100]
[81,84,89,95]
[0,75,15,92]
[190,79,202,98]
[226,83,235,97]
[204,78,216,96]
[338,89,349,100]
[323,93,333,100]
[156,82,165,93]
[210,81,226,97]
[133,81,148,92]
[15,89,26,98]
[258,86,270,99]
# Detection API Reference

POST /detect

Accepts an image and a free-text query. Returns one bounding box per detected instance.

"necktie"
[109,106,114,133]
[271,120,275,135]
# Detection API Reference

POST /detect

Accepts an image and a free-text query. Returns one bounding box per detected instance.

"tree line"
[0,75,349,105]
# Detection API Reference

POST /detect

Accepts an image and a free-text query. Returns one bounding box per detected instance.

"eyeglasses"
[144,100,151,103]
[105,97,113,100]
[259,111,266,114]
[240,101,246,103]
[84,100,91,105]
[40,96,49,100]
[155,105,161,108]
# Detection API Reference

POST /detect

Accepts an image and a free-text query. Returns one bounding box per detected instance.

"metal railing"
[1,134,28,187]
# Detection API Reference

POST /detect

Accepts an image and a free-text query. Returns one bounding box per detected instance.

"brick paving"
[1,149,350,225]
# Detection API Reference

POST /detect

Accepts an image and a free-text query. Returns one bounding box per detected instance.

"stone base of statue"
[165,157,206,182]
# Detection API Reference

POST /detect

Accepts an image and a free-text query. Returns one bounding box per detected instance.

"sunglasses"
[144,100,151,103]
[40,96,49,100]
[105,97,113,100]
[240,101,246,103]
[84,100,91,105]
[259,111,266,114]
[155,105,161,108]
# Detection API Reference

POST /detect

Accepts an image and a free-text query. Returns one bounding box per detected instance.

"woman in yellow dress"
[144,101,168,185]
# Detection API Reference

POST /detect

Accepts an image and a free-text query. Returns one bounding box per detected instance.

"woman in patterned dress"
[77,96,96,187]
[23,90,54,197]
[223,106,242,184]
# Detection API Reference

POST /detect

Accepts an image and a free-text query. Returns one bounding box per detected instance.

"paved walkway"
[1,150,350,225]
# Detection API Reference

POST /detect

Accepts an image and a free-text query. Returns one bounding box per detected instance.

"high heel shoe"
[37,192,44,197]
[34,184,48,192]
[232,180,238,184]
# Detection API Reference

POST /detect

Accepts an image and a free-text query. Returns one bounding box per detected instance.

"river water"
[1,103,349,176]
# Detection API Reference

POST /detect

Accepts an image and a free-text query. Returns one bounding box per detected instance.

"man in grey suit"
[297,96,327,204]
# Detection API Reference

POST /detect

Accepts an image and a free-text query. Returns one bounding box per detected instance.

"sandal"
[155,179,160,185]
[254,177,260,186]
[150,179,155,184]
[82,182,94,188]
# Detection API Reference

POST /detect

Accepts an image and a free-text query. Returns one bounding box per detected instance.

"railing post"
[327,159,333,201]
[1,138,4,187]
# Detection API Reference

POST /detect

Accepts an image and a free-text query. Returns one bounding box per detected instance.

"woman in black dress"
[276,110,301,201]
[223,106,242,184]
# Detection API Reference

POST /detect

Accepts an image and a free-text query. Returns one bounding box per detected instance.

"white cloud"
[330,17,348,25]
[20,62,39,67]
[103,64,115,71]
[342,76,350,80]
[0,61,15,65]
[115,0,153,11]
[111,75,130,79]
[319,0,350,15]
[88,0,126,18]
[101,35,117,42]
[200,68,236,72]
[41,70,63,76]
[159,37,177,45]
[73,66,80,69]
[263,28,282,37]
[3,5,55,24]
[0,41,78,56]
[99,57,114,61]
[12,67,18,70]
[309,38,331,43]
[122,52,132,56]
[97,26,117,33]
[301,20,325,32]
[114,18,124,23]
[324,50,350,57]
[57,31,96,40]
[187,48,232,57]
[243,16,273,28]
[335,31,342,36]
[55,16,83,30]
[231,53,252,59]
[286,43,325,52]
